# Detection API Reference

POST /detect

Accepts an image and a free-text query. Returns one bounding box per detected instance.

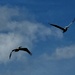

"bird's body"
[49,18,75,33]
[9,46,32,59]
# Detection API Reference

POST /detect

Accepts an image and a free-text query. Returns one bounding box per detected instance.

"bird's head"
[18,46,22,49]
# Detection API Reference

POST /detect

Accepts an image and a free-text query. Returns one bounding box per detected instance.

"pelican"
[48,18,75,33]
[9,46,32,59]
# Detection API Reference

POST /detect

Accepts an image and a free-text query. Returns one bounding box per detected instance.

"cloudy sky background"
[0,0,75,75]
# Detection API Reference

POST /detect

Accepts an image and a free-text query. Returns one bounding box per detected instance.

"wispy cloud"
[0,5,63,63]
[53,45,75,59]
[0,33,22,63]
[40,44,75,60]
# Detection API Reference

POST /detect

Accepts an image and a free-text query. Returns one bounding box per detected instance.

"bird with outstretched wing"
[9,47,32,59]
[48,18,75,33]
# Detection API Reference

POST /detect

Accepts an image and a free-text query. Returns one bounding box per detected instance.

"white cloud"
[40,45,75,61]
[53,45,75,59]
[0,33,22,63]
[0,5,63,63]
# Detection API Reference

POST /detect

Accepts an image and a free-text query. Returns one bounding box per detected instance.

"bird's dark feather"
[50,24,65,30]
[9,50,15,59]
[19,48,32,55]
[9,47,32,59]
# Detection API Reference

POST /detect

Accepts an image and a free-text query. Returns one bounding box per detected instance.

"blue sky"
[0,0,75,75]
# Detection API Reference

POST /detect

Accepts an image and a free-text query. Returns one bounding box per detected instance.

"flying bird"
[9,46,32,59]
[48,18,75,33]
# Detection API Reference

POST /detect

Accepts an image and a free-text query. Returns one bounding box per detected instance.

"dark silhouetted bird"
[48,18,75,33]
[9,46,32,59]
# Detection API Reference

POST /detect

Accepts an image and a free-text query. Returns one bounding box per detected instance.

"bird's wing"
[67,18,75,27]
[9,50,15,59]
[20,48,32,55]
[49,23,64,30]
